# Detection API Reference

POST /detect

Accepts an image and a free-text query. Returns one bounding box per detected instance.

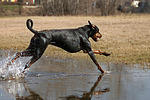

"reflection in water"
[0,79,43,100]
[0,74,110,100]
[0,74,108,100]
[64,74,110,100]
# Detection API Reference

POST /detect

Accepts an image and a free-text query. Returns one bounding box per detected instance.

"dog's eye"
[92,27,95,30]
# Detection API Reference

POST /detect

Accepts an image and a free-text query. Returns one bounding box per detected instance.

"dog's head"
[88,21,102,42]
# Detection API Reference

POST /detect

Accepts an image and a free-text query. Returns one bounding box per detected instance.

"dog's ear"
[88,20,92,27]
[88,21,95,30]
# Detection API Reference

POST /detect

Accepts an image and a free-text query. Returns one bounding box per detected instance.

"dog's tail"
[26,19,39,35]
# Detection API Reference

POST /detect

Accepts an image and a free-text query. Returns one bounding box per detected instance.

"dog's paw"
[104,71,111,75]
[102,52,111,56]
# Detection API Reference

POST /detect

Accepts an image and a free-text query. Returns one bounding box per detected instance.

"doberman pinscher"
[8,19,110,73]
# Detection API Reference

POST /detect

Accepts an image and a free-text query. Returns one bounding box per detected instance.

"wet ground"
[0,50,150,100]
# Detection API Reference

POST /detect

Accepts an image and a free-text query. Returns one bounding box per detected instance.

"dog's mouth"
[96,35,101,41]
[92,33,102,42]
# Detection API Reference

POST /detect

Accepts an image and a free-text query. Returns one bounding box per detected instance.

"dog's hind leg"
[10,52,22,64]
[22,46,47,73]
[7,50,33,67]
[22,54,42,73]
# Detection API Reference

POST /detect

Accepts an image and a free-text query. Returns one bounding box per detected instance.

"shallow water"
[0,50,150,100]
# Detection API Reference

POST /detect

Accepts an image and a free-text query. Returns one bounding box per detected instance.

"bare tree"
[40,0,80,16]
[0,1,3,16]
[18,0,23,15]
[94,0,119,16]
[40,0,48,16]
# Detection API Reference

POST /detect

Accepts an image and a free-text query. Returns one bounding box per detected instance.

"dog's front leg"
[83,50,111,56]
[87,51,105,73]
[92,50,111,56]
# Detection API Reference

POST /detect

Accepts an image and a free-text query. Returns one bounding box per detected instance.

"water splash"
[0,51,31,80]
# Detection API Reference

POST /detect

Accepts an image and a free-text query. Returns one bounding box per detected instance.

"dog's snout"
[97,32,102,38]
[100,33,102,38]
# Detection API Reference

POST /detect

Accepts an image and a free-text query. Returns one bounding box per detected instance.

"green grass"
[2,5,21,11]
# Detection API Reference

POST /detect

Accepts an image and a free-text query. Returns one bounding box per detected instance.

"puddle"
[0,50,150,100]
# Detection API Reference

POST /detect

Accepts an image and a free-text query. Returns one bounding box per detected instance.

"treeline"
[39,0,120,16]
[0,0,150,16]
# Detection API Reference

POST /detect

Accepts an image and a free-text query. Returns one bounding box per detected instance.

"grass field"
[0,14,150,63]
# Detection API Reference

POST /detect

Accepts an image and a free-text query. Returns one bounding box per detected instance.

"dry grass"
[0,14,150,63]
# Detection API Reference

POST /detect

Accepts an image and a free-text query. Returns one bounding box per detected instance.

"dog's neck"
[78,25,93,38]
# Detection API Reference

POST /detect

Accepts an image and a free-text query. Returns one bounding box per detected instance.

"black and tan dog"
[8,19,110,73]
